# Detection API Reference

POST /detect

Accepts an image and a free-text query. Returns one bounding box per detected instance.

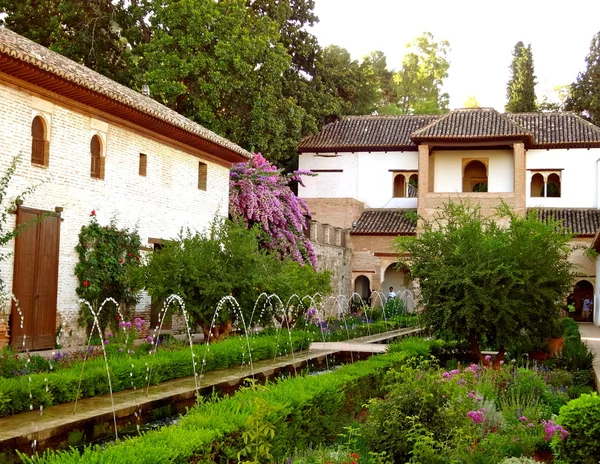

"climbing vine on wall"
[74,211,143,333]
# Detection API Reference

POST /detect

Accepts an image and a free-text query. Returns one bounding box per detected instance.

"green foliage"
[387,336,435,357]
[144,220,330,338]
[395,202,575,362]
[565,32,600,126]
[74,212,143,333]
[237,381,276,464]
[27,351,409,463]
[552,337,595,385]
[0,333,310,417]
[386,32,451,115]
[553,393,600,463]
[505,41,537,113]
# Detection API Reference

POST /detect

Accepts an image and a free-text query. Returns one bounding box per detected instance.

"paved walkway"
[578,323,600,391]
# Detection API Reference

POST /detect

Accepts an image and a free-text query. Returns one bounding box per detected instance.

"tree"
[505,42,537,113]
[395,202,574,366]
[565,32,600,126]
[229,153,317,268]
[387,32,451,115]
[464,96,480,108]
[363,50,395,106]
[0,0,140,86]
[144,220,330,340]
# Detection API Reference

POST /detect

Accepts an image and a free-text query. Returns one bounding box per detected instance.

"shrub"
[387,336,434,357]
[553,337,595,385]
[553,393,600,463]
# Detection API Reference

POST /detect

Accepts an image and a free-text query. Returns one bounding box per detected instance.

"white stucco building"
[299,108,600,326]
[0,29,251,350]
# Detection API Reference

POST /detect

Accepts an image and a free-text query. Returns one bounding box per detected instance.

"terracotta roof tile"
[298,109,600,153]
[411,108,532,143]
[506,112,600,148]
[0,27,251,160]
[350,209,416,235]
[528,208,600,237]
[298,115,440,152]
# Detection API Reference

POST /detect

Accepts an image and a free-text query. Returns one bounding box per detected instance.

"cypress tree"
[505,42,537,113]
[565,32,600,126]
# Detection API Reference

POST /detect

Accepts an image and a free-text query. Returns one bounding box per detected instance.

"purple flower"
[146,335,154,343]
[467,410,485,424]
[520,416,528,422]
[104,340,109,345]
[484,355,491,361]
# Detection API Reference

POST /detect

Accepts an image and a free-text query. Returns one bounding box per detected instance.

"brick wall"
[0,82,231,348]
[305,198,364,229]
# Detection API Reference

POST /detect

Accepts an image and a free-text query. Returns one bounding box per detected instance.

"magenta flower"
[467,410,485,424]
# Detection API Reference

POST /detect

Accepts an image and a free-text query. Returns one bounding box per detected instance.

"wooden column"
[513,142,526,215]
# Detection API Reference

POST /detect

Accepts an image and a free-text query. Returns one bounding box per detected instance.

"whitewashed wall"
[432,149,514,193]
[299,151,418,208]
[526,148,600,208]
[0,83,231,342]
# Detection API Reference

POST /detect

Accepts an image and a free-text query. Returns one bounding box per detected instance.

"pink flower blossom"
[229,153,317,268]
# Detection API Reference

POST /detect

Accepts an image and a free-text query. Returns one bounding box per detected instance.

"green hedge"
[24,351,416,463]
[0,334,311,417]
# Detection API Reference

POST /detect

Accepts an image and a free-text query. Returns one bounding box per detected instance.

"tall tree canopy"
[382,32,450,115]
[565,32,600,126]
[395,202,574,366]
[1,0,380,168]
[505,41,537,113]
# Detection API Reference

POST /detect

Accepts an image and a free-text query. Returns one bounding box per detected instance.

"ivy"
[74,211,143,333]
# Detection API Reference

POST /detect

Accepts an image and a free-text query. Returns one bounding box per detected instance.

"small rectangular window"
[198,162,207,190]
[139,154,147,177]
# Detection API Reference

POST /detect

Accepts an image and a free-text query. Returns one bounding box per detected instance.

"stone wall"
[308,221,352,316]
[0,81,232,348]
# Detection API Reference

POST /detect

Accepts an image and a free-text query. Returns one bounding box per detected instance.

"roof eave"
[0,52,250,164]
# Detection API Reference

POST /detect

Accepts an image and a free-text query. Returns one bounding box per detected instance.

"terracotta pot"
[546,337,564,357]
[528,351,549,362]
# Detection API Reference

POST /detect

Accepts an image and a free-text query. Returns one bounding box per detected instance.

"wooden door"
[11,207,61,351]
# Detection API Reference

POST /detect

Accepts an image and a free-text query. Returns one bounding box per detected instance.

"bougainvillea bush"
[75,211,143,333]
[229,153,317,268]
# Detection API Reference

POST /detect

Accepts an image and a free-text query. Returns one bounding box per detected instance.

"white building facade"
[299,109,600,325]
[0,29,250,349]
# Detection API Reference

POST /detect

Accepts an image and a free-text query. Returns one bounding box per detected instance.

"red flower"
[90,210,96,216]
[84,243,88,248]
[128,252,133,257]
[119,258,124,264]
[116,316,120,321]
[82,280,89,287]
[350,453,360,459]
[135,256,140,261]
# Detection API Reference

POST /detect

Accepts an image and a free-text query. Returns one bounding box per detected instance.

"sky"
[310,0,600,111]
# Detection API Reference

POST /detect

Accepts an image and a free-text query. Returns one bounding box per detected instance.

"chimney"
[141,85,150,97]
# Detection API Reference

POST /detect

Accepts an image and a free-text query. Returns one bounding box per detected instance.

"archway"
[571,280,594,322]
[463,160,488,192]
[354,275,371,301]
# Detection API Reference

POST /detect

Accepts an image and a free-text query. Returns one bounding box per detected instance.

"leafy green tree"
[387,32,451,115]
[505,41,537,113]
[395,202,574,366]
[464,96,480,108]
[565,32,600,125]
[0,0,139,86]
[363,50,395,106]
[143,220,329,340]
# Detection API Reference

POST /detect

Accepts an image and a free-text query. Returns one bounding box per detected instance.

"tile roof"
[298,109,600,153]
[0,27,251,161]
[506,113,600,148]
[528,208,600,237]
[298,115,440,152]
[350,209,417,235]
[411,108,533,143]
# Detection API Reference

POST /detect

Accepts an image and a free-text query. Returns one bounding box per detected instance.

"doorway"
[11,207,61,351]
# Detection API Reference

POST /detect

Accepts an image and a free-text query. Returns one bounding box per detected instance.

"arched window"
[393,174,405,198]
[90,135,104,179]
[408,174,418,197]
[198,162,207,190]
[547,173,561,197]
[31,116,49,166]
[463,160,488,192]
[530,173,545,197]
[354,275,371,301]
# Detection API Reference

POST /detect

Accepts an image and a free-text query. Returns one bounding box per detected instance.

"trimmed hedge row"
[0,334,311,418]
[24,351,416,463]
